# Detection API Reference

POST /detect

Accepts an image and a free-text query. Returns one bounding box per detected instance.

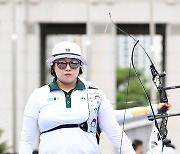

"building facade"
[0,0,180,153]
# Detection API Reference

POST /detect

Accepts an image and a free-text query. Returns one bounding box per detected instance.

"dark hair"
[32,150,38,154]
[132,139,143,150]
[165,143,176,149]
[50,63,83,77]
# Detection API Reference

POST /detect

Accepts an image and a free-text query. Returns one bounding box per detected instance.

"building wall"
[166,24,180,152]
[0,0,180,153]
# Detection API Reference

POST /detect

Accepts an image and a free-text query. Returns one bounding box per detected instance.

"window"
[116,24,166,109]
[40,23,86,85]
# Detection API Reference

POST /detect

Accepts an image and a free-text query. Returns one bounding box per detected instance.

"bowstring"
[119,62,132,154]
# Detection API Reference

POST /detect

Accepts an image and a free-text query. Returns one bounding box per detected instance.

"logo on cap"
[65,48,70,52]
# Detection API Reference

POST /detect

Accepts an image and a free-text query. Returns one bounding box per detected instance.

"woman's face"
[54,58,81,85]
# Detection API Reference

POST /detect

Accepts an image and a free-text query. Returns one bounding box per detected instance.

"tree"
[0,129,10,154]
[116,67,150,110]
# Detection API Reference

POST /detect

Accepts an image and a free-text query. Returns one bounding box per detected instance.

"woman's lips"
[64,73,72,77]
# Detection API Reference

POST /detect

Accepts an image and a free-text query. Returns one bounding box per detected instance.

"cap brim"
[46,54,87,65]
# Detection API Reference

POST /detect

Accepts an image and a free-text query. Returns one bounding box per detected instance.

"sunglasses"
[54,60,81,70]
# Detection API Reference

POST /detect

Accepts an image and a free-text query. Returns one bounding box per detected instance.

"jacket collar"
[49,77,85,92]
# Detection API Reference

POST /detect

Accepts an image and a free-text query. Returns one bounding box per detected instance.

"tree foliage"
[0,129,10,154]
[116,67,150,110]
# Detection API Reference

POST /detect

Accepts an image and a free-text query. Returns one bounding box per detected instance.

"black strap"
[41,122,88,135]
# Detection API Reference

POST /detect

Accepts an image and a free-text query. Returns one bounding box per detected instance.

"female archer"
[19,41,135,154]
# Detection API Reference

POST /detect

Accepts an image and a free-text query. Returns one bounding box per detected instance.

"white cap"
[46,41,87,65]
